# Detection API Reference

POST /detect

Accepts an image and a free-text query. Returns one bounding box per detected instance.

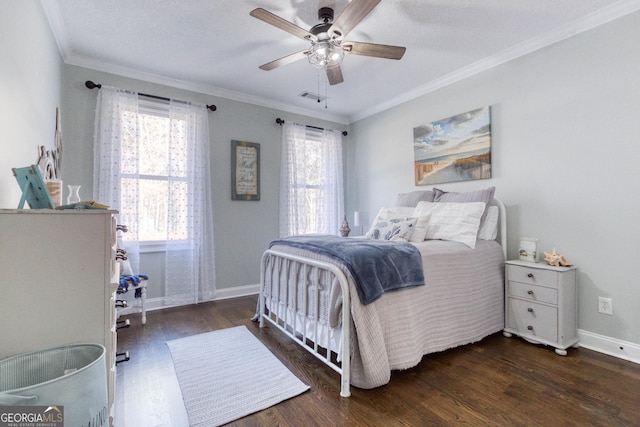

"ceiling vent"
[299,91,326,102]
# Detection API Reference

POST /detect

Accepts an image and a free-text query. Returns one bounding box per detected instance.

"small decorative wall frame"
[231,140,260,201]
[413,106,492,185]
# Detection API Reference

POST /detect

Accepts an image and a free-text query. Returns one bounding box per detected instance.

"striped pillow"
[414,201,485,248]
[394,190,435,207]
[433,186,495,226]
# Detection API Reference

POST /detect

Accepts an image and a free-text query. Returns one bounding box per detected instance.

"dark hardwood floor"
[115,295,640,426]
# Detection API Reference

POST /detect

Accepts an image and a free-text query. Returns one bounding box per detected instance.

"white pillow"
[366,216,417,241]
[414,201,485,248]
[478,205,499,240]
[117,236,134,276]
[119,257,134,276]
[367,207,429,242]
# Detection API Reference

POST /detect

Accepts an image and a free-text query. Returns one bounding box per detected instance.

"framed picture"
[413,106,492,185]
[12,165,56,209]
[231,140,260,201]
[519,237,539,262]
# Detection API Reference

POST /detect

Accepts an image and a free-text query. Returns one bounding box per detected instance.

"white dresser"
[503,260,578,355]
[0,209,119,422]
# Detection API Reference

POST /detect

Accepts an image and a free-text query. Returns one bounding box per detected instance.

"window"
[280,123,344,236]
[119,101,189,243]
[93,86,216,304]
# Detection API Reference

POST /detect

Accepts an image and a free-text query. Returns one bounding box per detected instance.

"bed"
[258,187,506,397]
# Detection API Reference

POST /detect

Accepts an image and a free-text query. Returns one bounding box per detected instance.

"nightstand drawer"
[507,298,558,343]
[508,281,557,305]
[507,264,558,288]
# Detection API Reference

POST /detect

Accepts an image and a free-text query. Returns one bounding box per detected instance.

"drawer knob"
[527,290,534,295]
[527,307,533,313]
[527,325,533,331]
[527,273,534,278]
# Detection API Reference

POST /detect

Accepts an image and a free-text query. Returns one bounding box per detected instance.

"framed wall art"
[231,140,260,201]
[413,106,492,185]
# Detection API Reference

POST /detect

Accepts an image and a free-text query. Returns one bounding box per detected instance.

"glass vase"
[67,185,81,204]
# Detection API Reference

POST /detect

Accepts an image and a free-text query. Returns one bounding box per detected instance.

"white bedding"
[265,238,505,389]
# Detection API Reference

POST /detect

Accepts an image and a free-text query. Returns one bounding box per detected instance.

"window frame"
[119,98,192,251]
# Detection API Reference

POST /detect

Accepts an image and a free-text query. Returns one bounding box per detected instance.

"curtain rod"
[85,81,217,112]
[276,118,347,136]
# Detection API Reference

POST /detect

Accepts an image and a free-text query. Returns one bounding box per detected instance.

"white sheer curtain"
[93,86,216,306]
[280,122,344,237]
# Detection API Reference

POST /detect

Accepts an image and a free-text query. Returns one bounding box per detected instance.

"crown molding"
[40,0,71,61]
[65,55,350,125]
[42,0,640,126]
[348,0,640,123]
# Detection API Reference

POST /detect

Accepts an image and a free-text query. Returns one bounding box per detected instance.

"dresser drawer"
[507,298,558,343]
[507,264,558,288]
[508,281,558,305]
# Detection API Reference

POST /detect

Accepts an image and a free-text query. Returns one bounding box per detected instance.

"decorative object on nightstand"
[544,248,571,266]
[352,211,369,237]
[340,214,351,237]
[503,260,578,356]
[518,237,538,262]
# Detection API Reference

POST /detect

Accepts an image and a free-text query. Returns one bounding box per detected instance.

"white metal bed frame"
[259,251,352,397]
[259,198,507,398]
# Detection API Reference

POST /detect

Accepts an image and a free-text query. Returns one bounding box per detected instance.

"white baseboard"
[578,329,640,365]
[138,284,260,313]
[213,284,260,300]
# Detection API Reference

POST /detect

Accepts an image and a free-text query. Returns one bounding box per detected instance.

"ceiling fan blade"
[250,8,316,42]
[259,49,310,71]
[329,0,381,39]
[343,41,406,60]
[326,64,344,86]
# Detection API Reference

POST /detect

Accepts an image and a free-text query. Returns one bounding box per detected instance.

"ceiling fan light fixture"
[308,40,344,69]
[251,2,405,85]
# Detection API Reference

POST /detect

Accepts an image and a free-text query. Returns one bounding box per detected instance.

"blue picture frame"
[12,165,55,209]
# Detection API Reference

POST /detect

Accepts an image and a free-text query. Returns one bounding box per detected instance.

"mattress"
[264,238,505,388]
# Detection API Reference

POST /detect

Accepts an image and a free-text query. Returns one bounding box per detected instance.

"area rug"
[166,325,309,426]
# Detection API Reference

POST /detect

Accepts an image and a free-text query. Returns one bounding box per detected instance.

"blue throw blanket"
[269,235,425,305]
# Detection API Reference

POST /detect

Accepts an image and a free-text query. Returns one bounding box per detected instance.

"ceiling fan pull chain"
[325,76,328,109]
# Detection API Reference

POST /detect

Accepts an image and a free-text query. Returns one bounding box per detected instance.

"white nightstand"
[503,260,578,355]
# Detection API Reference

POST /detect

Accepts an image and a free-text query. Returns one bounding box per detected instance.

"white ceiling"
[41,0,639,123]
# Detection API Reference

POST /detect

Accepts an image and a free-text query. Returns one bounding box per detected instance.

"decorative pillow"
[394,190,435,207]
[433,186,495,227]
[433,186,495,205]
[366,217,418,241]
[367,207,429,242]
[367,207,414,231]
[117,236,134,276]
[478,206,499,240]
[414,201,485,248]
[119,257,134,277]
[408,214,430,242]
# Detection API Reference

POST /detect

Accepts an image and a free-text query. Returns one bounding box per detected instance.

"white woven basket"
[0,344,108,427]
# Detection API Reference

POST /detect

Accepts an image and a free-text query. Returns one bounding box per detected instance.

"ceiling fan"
[250,0,406,85]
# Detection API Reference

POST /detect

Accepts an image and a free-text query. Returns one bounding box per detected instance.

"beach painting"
[413,107,492,185]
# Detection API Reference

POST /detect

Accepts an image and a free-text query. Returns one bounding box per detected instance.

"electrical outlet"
[598,297,613,315]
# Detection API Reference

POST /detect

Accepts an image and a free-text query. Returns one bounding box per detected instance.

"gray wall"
[61,65,347,293]
[346,11,640,347]
[0,1,62,208]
